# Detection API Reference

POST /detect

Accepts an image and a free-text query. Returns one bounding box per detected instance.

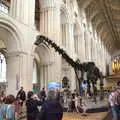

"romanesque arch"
[0,18,24,94]
[32,43,53,91]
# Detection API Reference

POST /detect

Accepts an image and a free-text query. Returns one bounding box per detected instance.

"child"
[67,95,72,112]
[80,97,87,116]
[75,94,80,113]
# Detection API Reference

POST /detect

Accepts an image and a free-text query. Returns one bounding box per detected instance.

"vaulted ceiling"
[77,0,120,55]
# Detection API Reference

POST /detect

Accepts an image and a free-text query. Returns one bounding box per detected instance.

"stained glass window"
[0,53,6,82]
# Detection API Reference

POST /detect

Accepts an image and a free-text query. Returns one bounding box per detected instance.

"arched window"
[0,0,11,13]
[0,53,6,82]
[32,60,37,84]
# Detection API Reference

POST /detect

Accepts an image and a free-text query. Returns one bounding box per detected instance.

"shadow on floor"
[103,111,112,120]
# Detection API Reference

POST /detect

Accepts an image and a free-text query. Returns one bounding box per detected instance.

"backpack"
[115,90,120,105]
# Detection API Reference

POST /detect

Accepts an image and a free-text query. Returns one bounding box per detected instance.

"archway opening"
[0,22,23,95]
[33,44,52,93]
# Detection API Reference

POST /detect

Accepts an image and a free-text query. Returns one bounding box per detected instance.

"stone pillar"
[40,1,60,42]
[10,0,35,25]
[19,53,33,92]
[40,63,53,91]
[6,51,33,95]
[69,23,75,53]
[61,23,70,48]
[6,52,20,95]
[39,0,62,83]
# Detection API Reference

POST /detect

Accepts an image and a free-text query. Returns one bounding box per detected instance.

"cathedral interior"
[0,0,120,119]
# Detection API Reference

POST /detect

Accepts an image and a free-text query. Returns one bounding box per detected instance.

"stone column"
[69,23,75,53]
[40,1,60,43]
[20,53,33,92]
[6,52,20,95]
[6,51,34,95]
[40,63,52,91]
[39,0,62,83]
[10,0,35,25]
[61,23,70,48]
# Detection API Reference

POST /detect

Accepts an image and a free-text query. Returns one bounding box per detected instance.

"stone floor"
[63,112,108,120]
[21,112,108,120]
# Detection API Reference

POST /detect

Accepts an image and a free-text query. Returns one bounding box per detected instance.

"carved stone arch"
[32,42,54,90]
[33,43,53,65]
[60,5,72,23]
[0,18,24,52]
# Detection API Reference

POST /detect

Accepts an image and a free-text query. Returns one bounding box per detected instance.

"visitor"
[71,92,75,112]
[1,90,6,101]
[0,99,4,120]
[80,97,87,116]
[26,91,42,120]
[109,81,120,120]
[38,90,63,120]
[82,80,88,98]
[67,95,72,112]
[75,94,80,113]
[114,81,120,119]
[40,88,46,102]
[2,96,9,119]
[14,96,22,118]
[16,87,26,109]
[108,88,117,120]
[6,95,16,120]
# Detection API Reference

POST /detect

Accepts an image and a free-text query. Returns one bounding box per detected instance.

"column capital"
[6,51,28,58]
[40,0,61,10]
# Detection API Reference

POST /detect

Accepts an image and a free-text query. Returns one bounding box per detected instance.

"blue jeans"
[115,105,120,120]
[111,107,117,120]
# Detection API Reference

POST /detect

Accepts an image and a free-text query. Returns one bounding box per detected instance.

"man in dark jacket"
[39,90,63,120]
[16,87,26,106]
[40,88,46,102]
[26,91,43,120]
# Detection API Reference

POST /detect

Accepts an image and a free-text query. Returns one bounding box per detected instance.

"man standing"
[40,88,46,102]
[16,87,26,107]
